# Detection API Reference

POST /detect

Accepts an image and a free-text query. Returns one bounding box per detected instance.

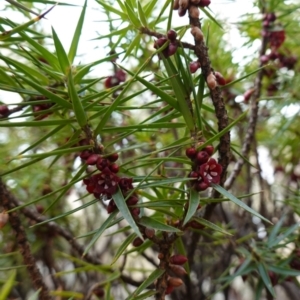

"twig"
[0,179,52,300]
[224,31,268,190]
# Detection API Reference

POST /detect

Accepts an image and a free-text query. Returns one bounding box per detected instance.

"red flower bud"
[170,254,188,265]
[168,277,183,287]
[196,151,210,165]
[132,237,143,247]
[186,147,197,159]
[169,264,187,276]
[167,29,177,41]
[86,154,100,165]
[145,227,155,239]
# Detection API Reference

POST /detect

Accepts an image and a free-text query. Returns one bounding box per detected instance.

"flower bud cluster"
[259,12,298,97]
[104,69,127,89]
[154,29,178,58]
[164,254,188,294]
[80,141,139,216]
[186,145,222,191]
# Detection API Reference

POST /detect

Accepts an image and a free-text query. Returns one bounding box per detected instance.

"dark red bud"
[0,105,9,116]
[215,72,226,86]
[260,55,270,64]
[170,254,188,265]
[80,150,92,160]
[104,76,120,88]
[188,220,205,229]
[203,145,214,156]
[169,264,188,276]
[196,151,209,164]
[130,207,140,217]
[188,171,199,179]
[115,69,126,82]
[107,200,117,214]
[127,196,139,206]
[167,43,178,56]
[178,7,187,17]
[189,61,201,73]
[168,277,183,287]
[194,181,209,191]
[165,285,174,295]
[93,287,105,298]
[132,237,143,247]
[243,88,255,103]
[154,38,168,49]
[86,154,100,165]
[109,163,119,173]
[185,147,197,159]
[198,0,211,7]
[145,227,155,239]
[107,153,119,162]
[167,29,177,41]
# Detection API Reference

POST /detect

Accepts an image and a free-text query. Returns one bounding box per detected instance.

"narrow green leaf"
[138,177,191,189]
[121,66,179,110]
[257,263,276,298]
[52,27,70,75]
[193,217,232,236]
[28,290,41,300]
[139,216,181,233]
[129,290,157,300]
[0,83,39,95]
[101,122,185,132]
[18,124,66,155]
[162,57,194,131]
[211,184,272,224]
[123,34,141,62]
[0,54,49,85]
[17,30,61,71]
[1,157,44,176]
[67,71,88,127]
[112,187,143,239]
[111,233,136,265]
[268,223,300,248]
[200,7,223,30]
[267,215,286,247]
[17,75,72,108]
[97,271,121,286]
[269,265,300,277]
[183,189,199,226]
[13,145,88,160]
[124,2,140,28]
[255,278,264,300]
[0,69,17,86]
[218,257,255,282]
[137,2,148,27]
[0,120,73,127]
[126,268,165,300]
[74,51,124,83]
[197,109,248,150]
[144,0,157,18]
[0,270,16,300]
[0,5,56,41]
[5,0,40,16]
[96,0,128,19]
[83,211,118,256]
[68,0,87,63]
[196,74,205,130]
[154,0,172,26]
[30,199,98,228]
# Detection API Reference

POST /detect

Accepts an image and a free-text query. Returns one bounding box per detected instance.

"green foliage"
[0,0,300,299]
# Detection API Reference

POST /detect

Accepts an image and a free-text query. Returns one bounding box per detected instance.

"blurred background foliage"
[0,0,300,299]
